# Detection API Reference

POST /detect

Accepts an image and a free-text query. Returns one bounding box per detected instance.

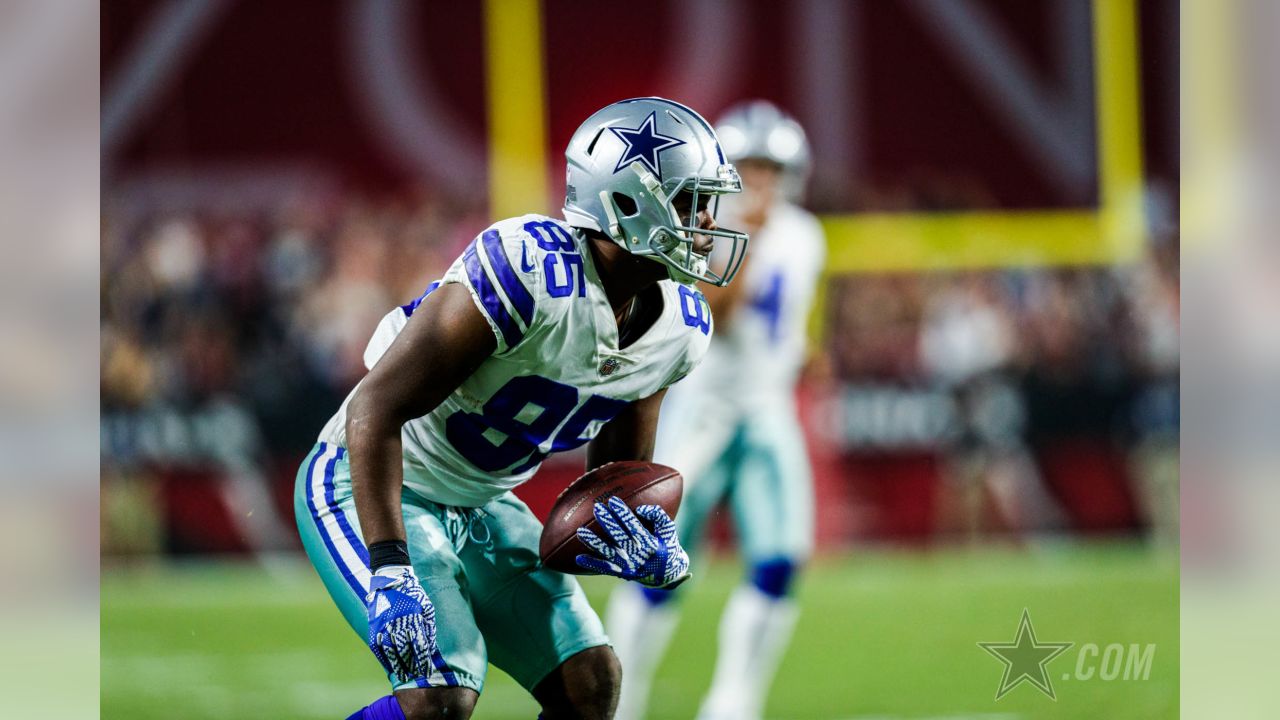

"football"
[539,461,683,574]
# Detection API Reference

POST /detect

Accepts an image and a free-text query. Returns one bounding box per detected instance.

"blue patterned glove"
[574,497,691,588]
[366,565,438,685]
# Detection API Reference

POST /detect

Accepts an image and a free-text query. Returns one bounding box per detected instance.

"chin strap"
[664,244,708,286]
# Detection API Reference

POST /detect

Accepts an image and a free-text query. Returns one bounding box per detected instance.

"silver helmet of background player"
[562,97,749,286]
[714,100,811,200]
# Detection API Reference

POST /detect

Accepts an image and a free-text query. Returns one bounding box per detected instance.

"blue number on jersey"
[749,270,784,343]
[678,286,711,335]
[545,253,586,298]
[444,375,576,472]
[524,220,586,298]
[524,221,575,251]
[445,375,627,473]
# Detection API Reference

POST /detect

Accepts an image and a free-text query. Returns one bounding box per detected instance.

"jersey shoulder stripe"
[479,229,535,326]
[443,215,569,354]
[400,281,441,317]
[462,240,525,349]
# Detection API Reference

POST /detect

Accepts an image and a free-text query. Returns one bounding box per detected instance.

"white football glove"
[366,565,438,685]
[574,496,691,589]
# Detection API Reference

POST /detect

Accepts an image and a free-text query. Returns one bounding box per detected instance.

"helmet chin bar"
[650,224,748,286]
[600,163,750,287]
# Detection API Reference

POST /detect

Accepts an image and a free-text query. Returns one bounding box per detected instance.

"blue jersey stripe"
[479,230,535,326]
[463,243,524,348]
[400,281,441,317]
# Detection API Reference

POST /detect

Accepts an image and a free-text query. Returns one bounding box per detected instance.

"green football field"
[102,542,1177,719]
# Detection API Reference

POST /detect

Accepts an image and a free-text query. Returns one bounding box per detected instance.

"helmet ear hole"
[611,192,639,217]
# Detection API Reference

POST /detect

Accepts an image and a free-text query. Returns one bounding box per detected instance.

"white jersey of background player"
[607,100,826,720]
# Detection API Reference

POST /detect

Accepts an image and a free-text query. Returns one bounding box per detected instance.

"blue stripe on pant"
[296,442,459,689]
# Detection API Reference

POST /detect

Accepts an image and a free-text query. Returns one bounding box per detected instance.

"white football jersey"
[691,201,825,410]
[319,214,713,507]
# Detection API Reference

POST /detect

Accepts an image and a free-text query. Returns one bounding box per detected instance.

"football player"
[606,101,826,720]
[295,98,749,720]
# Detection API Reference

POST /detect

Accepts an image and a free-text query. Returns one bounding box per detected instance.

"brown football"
[539,461,683,574]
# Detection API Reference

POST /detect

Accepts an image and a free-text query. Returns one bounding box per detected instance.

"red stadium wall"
[103,0,1177,210]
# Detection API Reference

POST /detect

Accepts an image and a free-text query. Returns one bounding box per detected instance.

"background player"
[294,97,749,720]
[606,101,826,720]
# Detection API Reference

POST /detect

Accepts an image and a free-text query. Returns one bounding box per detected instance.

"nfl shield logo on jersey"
[599,357,621,376]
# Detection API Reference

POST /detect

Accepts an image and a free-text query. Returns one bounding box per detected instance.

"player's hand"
[574,496,691,589]
[366,565,438,685]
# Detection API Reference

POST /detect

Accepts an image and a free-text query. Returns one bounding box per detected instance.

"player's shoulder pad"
[505,214,591,312]
[783,199,824,242]
[777,202,827,262]
[446,214,580,353]
[503,214,582,271]
[776,202,825,239]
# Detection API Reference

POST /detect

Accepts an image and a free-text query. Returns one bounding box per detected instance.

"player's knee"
[570,646,621,716]
[641,584,678,606]
[589,646,623,701]
[393,687,478,720]
[750,557,799,599]
[535,645,620,719]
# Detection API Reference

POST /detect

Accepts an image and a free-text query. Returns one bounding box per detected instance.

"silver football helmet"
[562,97,749,286]
[714,100,811,199]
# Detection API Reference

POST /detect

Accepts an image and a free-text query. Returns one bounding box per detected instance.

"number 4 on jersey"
[749,270,784,344]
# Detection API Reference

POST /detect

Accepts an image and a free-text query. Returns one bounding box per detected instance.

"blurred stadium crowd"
[101,190,481,554]
[823,220,1178,543]
[100,186,1179,557]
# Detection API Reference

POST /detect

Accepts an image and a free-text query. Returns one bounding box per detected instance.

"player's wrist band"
[368,540,411,571]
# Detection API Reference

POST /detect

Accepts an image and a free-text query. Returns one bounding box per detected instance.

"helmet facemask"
[599,161,749,287]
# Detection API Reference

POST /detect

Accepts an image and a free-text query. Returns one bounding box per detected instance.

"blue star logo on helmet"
[609,111,686,179]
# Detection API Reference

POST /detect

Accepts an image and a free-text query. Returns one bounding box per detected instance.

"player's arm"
[579,388,690,588]
[585,388,667,471]
[345,283,496,551]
